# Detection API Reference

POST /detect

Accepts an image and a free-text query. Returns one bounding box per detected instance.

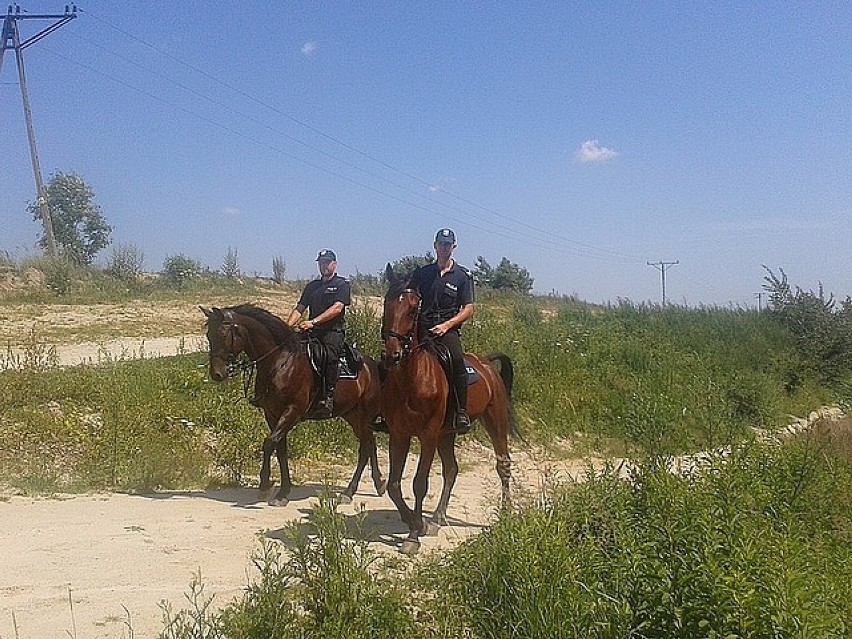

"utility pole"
[1,4,78,257]
[754,292,764,312]
[647,260,679,306]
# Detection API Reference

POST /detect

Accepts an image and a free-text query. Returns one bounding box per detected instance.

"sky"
[2,1,850,306]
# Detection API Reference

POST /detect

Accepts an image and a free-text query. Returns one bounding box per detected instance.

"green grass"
[3,292,850,493]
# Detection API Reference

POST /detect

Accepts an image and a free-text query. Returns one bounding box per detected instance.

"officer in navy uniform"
[286,249,351,416]
[409,228,475,434]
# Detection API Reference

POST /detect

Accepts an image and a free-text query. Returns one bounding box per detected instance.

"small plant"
[272,255,286,285]
[221,247,241,280]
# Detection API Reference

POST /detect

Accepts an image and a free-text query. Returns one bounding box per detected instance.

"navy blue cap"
[434,228,456,244]
[316,249,337,261]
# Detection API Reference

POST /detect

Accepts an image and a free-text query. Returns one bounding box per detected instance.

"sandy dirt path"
[0,441,588,639]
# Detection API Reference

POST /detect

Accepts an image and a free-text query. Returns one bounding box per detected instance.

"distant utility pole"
[647,260,679,306]
[1,4,78,257]
[754,292,764,312]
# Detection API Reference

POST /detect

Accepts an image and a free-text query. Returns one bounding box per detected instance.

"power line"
[74,6,647,264]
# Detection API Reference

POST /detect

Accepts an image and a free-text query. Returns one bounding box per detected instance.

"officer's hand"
[429,322,449,337]
[298,320,314,331]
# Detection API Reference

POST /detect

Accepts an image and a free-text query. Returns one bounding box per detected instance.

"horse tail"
[486,352,523,441]
[486,352,514,397]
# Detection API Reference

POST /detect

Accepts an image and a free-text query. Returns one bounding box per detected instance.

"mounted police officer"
[286,249,350,417]
[409,228,475,434]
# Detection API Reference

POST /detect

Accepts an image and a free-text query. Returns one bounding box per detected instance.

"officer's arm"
[310,301,345,327]
[447,302,474,330]
[286,304,306,327]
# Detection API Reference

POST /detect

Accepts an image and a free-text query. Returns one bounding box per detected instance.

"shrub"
[163,254,203,288]
[106,243,144,283]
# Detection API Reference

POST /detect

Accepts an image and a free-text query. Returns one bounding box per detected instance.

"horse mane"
[228,303,300,351]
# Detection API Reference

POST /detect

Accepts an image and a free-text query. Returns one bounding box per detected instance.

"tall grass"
[423,426,852,638]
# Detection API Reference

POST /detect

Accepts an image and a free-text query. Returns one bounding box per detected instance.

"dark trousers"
[434,329,467,413]
[317,330,344,397]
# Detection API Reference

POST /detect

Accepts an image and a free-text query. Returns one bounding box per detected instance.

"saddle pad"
[464,359,480,385]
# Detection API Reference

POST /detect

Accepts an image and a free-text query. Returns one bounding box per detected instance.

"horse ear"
[199,305,212,318]
[384,263,396,282]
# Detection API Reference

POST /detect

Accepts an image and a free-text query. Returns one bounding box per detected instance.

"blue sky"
[2,2,850,305]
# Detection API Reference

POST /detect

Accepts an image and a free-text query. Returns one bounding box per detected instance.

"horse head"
[200,305,247,382]
[381,264,421,366]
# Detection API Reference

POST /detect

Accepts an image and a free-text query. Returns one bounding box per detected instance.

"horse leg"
[432,433,459,527]
[259,434,275,492]
[269,432,292,507]
[386,433,418,549]
[482,411,512,507]
[401,439,439,554]
[368,431,387,496]
[339,421,373,504]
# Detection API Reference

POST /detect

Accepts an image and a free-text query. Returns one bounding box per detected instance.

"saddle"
[428,342,479,431]
[305,337,364,381]
[429,342,480,386]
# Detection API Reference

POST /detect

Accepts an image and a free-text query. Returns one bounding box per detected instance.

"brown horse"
[201,304,386,506]
[380,266,516,554]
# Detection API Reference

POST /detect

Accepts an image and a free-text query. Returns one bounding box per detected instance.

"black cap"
[434,228,456,244]
[316,249,337,261]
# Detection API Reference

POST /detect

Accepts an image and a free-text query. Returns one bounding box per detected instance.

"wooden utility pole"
[1,4,78,257]
[647,260,679,306]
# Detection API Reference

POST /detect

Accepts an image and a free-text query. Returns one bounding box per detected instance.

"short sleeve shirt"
[297,274,351,332]
[410,261,474,326]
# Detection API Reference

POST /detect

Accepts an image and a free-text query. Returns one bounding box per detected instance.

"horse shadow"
[132,483,326,509]
[264,503,487,551]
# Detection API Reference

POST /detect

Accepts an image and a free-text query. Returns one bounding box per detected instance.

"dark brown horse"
[201,304,386,506]
[381,266,516,554]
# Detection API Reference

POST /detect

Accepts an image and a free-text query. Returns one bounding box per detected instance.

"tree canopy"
[29,172,112,265]
[473,256,534,293]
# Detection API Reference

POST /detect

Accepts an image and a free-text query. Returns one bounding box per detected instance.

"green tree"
[29,172,112,265]
[474,256,534,293]
[388,252,434,278]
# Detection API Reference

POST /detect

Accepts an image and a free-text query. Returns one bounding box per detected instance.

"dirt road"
[0,438,586,639]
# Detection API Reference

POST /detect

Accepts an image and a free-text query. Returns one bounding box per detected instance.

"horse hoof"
[399,539,421,556]
[375,479,387,496]
[337,493,353,506]
[268,497,289,507]
[423,521,441,537]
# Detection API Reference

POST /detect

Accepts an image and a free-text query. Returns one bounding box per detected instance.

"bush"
[763,267,852,385]
[106,243,144,283]
[163,254,203,288]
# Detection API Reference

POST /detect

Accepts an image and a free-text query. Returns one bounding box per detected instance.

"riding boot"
[317,383,335,417]
[452,367,471,434]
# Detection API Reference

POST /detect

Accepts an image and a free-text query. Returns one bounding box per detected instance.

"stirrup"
[447,411,471,435]
[370,415,389,433]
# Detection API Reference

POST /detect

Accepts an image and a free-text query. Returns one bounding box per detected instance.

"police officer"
[409,228,475,433]
[286,249,351,416]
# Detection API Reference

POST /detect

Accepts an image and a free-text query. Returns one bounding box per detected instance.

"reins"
[221,318,291,406]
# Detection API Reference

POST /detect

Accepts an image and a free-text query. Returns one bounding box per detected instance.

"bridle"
[212,311,288,405]
[381,287,426,362]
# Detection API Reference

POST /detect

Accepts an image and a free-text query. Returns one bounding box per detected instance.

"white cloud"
[222,207,240,216]
[576,139,618,163]
[301,41,318,57]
